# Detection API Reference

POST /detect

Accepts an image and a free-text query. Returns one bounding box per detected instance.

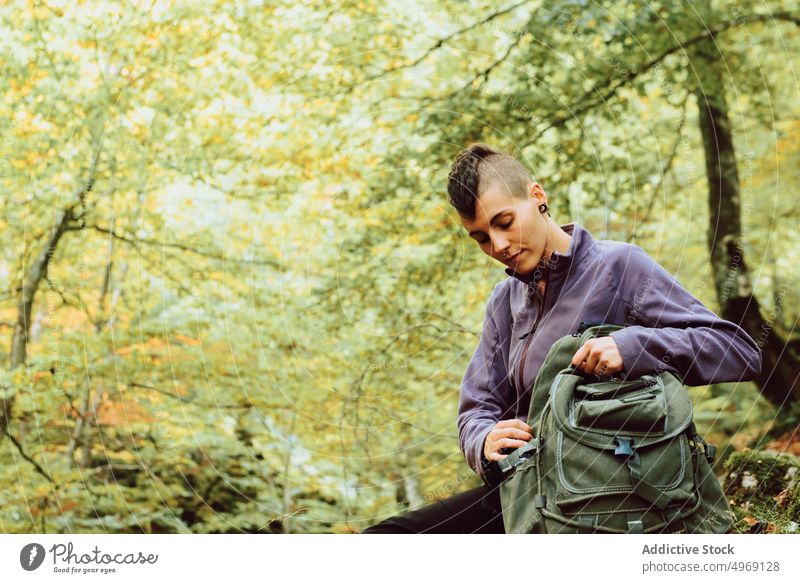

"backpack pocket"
[554,430,691,496]
[499,457,545,534]
[572,376,666,435]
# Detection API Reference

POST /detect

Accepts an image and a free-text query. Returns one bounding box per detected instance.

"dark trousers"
[361,483,505,534]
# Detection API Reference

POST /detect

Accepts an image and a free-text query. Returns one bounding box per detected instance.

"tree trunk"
[1,205,77,439]
[694,36,799,408]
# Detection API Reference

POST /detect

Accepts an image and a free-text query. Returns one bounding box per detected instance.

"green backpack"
[498,324,735,534]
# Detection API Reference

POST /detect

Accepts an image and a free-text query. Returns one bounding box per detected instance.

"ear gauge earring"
[538,202,550,216]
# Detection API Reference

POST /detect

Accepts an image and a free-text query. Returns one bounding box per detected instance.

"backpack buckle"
[498,437,542,474]
[704,444,717,464]
[613,437,635,457]
[688,422,717,464]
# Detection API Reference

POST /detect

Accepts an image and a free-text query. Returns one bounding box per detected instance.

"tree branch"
[128,381,253,410]
[85,224,280,268]
[4,428,55,485]
[520,11,800,149]
[324,0,535,98]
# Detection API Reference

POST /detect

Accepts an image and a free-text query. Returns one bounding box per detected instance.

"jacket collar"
[504,223,594,285]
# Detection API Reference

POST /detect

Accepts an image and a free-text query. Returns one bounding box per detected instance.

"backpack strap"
[626,514,644,533]
[614,437,685,510]
[687,422,717,463]
[497,437,542,475]
[576,515,598,531]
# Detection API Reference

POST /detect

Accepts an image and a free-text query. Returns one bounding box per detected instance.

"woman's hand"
[571,335,624,377]
[483,419,533,462]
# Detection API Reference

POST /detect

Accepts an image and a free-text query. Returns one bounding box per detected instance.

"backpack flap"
[548,369,697,513]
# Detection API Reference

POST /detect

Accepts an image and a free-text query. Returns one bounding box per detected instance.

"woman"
[361,144,761,534]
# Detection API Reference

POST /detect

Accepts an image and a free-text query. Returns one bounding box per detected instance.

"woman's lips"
[506,250,524,267]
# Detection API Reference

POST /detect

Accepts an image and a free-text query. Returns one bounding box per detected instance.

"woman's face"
[459,181,548,276]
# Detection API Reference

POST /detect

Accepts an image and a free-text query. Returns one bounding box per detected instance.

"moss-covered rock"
[724,449,800,534]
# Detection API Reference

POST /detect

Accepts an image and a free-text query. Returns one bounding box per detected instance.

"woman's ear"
[528,182,547,202]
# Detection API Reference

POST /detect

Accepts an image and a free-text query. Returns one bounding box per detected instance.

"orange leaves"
[175,333,201,346]
[763,429,800,456]
[774,488,792,508]
[95,393,154,425]
[32,370,50,382]
[116,336,168,357]
[60,392,154,425]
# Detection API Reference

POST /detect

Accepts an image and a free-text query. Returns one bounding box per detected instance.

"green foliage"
[725,450,800,533]
[0,0,798,533]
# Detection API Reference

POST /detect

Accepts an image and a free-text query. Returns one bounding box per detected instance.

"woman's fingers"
[572,337,625,376]
[495,438,528,450]
[485,419,535,460]
[583,351,601,374]
[494,427,532,441]
[495,419,532,432]
[571,343,589,367]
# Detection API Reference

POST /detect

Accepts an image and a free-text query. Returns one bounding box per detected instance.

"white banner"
[1,534,798,582]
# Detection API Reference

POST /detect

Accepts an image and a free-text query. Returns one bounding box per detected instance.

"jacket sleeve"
[457,283,514,476]
[608,246,761,385]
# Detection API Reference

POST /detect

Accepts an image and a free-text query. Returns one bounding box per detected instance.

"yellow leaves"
[203,134,227,146]
[109,449,137,464]
[10,154,36,170]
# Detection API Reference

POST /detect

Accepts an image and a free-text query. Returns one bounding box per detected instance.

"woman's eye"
[500,220,513,229]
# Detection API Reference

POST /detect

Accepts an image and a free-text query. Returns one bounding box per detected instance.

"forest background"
[1,0,799,534]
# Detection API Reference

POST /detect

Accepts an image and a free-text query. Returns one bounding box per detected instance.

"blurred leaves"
[1,0,798,533]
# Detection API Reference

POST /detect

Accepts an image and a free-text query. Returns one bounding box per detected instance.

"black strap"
[498,437,542,475]
[577,320,613,334]
[479,458,506,488]
[613,437,681,510]
[687,422,717,464]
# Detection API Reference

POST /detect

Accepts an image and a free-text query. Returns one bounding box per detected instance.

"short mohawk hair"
[446,143,532,220]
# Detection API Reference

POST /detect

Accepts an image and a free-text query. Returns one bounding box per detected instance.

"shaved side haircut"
[446,144,533,220]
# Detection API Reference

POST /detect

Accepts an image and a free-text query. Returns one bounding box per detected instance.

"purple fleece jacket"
[457,223,762,477]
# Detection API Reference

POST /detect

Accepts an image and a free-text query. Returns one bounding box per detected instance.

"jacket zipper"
[517,274,549,395]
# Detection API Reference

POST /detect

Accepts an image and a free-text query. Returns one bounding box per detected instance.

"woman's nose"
[491,235,510,256]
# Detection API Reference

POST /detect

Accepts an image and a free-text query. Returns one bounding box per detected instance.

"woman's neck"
[539,221,572,295]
